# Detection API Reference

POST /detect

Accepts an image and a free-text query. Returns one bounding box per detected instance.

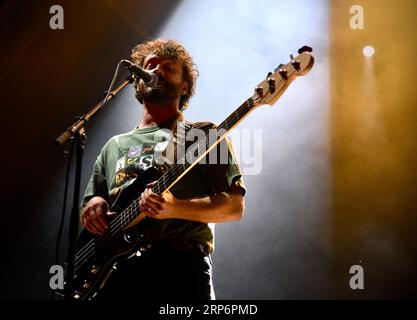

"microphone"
[121,59,158,88]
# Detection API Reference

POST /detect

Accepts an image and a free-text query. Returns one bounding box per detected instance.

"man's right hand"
[80,196,116,235]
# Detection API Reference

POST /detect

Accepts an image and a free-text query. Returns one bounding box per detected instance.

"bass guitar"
[65,46,314,300]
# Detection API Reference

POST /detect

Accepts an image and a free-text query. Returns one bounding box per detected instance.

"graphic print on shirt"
[107,141,167,200]
[115,144,152,187]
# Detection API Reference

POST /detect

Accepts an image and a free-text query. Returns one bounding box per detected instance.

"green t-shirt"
[82,121,245,253]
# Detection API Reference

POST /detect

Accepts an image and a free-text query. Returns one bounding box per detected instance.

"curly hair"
[131,39,198,111]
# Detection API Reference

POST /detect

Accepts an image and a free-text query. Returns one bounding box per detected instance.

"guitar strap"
[169,119,217,196]
[185,121,218,196]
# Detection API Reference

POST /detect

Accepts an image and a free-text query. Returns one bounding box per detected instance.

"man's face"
[135,54,188,106]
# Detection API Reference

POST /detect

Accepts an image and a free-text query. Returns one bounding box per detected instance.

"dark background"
[0,0,182,299]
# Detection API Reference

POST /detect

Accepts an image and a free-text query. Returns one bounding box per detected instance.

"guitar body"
[69,166,160,300]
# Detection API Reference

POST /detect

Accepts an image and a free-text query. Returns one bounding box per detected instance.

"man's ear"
[182,82,189,95]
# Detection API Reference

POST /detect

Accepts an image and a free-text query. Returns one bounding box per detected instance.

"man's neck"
[138,102,182,129]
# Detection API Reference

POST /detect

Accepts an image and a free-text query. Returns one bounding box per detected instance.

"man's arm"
[81,182,244,235]
[140,183,245,223]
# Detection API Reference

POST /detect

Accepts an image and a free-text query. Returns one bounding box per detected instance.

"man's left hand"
[139,182,183,219]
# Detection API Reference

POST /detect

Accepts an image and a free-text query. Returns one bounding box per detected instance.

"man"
[80,39,245,300]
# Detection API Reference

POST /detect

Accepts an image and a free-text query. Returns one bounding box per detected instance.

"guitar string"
[74,199,139,272]
[74,204,140,273]
[72,101,252,271]
[72,98,257,271]
[72,92,269,271]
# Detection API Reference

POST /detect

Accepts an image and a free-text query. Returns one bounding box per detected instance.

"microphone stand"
[54,74,135,300]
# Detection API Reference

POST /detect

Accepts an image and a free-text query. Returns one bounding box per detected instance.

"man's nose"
[152,65,163,77]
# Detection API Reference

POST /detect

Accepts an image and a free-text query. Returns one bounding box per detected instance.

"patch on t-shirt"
[114,141,168,188]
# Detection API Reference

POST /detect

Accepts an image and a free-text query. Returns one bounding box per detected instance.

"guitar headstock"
[252,46,314,107]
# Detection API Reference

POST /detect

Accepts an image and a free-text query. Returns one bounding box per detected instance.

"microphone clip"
[121,59,158,88]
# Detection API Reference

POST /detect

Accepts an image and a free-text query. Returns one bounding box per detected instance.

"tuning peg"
[266,71,276,93]
[273,64,288,80]
[298,46,313,54]
[279,68,288,80]
[290,54,300,71]
[267,77,276,93]
[255,86,264,98]
[274,64,285,72]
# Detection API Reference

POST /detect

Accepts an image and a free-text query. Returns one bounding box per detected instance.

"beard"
[135,77,183,105]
